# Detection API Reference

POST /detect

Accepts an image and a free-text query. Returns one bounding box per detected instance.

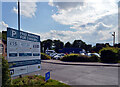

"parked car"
[50,53,57,58]
[80,53,85,55]
[87,53,100,57]
[53,53,65,60]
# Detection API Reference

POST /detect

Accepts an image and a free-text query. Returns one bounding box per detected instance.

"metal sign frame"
[7,27,41,77]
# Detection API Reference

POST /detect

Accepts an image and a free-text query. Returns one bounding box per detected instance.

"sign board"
[45,71,50,81]
[7,27,41,76]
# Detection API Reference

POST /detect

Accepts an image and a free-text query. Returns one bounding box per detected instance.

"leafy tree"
[65,42,71,48]
[2,57,11,86]
[0,32,2,39]
[41,39,53,52]
[2,31,7,41]
[53,40,64,52]
[72,40,87,49]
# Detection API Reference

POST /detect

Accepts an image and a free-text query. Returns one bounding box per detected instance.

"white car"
[80,53,85,55]
[50,53,57,58]
[53,53,64,60]
[87,53,100,57]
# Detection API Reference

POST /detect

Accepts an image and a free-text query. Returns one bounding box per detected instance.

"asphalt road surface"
[30,62,118,85]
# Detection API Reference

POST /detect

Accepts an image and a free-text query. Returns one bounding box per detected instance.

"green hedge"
[61,54,100,62]
[41,53,51,60]
[99,47,120,63]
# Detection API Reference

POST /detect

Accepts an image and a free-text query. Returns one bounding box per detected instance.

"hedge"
[41,53,51,60]
[99,47,120,63]
[61,54,100,62]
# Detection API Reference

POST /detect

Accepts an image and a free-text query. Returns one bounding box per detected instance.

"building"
[59,48,83,54]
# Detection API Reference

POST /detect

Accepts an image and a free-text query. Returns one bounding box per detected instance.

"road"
[27,62,118,85]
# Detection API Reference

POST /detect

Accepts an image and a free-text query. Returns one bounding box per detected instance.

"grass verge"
[10,75,70,87]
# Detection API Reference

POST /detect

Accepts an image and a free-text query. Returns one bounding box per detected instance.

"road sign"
[7,27,41,77]
[45,71,50,81]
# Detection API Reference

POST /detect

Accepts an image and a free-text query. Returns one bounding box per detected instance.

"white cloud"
[50,0,118,28]
[46,0,119,45]
[13,2,37,18]
[40,12,118,45]
[0,21,8,32]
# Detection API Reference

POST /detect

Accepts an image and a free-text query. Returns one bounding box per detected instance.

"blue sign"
[45,71,50,81]
[7,27,40,42]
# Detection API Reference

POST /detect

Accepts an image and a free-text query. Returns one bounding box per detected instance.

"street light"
[18,0,20,31]
[112,32,115,46]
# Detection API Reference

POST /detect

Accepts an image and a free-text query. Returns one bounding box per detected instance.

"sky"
[0,0,120,46]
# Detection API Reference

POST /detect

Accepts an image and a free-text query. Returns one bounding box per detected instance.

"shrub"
[61,53,99,62]
[41,53,51,60]
[99,47,120,63]
[89,55,100,62]
[2,57,11,86]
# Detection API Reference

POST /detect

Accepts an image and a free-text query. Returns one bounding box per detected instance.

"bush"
[99,47,120,63]
[2,57,11,86]
[89,55,100,62]
[41,53,51,60]
[61,53,99,62]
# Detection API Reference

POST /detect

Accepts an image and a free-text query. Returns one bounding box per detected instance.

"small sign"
[10,69,14,75]
[45,71,50,81]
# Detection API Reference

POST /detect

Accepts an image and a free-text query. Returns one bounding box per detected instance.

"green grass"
[10,75,70,87]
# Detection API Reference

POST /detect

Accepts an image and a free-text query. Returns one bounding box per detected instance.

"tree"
[53,40,64,52]
[2,31,7,41]
[41,39,53,52]
[72,40,87,49]
[65,42,71,48]
[0,32,2,39]
[2,57,11,86]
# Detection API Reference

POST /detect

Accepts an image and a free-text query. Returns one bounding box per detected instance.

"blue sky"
[1,0,120,46]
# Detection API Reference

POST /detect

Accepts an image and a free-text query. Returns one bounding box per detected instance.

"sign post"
[7,27,41,77]
[45,71,50,82]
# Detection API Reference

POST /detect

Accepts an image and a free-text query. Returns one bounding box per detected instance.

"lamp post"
[18,0,20,31]
[112,32,115,46]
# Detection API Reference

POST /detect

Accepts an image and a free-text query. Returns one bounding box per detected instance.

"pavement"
[14,60,119,85]
[25,62,118,85]
[41,60,120,67]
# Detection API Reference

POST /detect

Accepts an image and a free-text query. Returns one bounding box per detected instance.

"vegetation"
[0,32,2,39]
[2,31,7,41]
[41,53,51,60]
[2,57,11,86]
[10,75,70,87]
[99,47,120,63]
[61,54,100,62]
[41,39,91,53]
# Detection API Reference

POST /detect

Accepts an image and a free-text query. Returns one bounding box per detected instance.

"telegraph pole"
[18,0,20,31]
[112,32,115,46]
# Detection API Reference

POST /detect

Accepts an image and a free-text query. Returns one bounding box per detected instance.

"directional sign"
[7,27,41,77]
[45,71,50,81]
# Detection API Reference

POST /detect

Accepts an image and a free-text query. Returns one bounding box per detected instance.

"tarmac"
[41,60,120,67]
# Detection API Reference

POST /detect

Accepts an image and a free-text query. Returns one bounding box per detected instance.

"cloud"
[0,21,8,32]
[46,0,119,45]
[40,11,118,45]
[50,0,118,28]
[13,2,37,18]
